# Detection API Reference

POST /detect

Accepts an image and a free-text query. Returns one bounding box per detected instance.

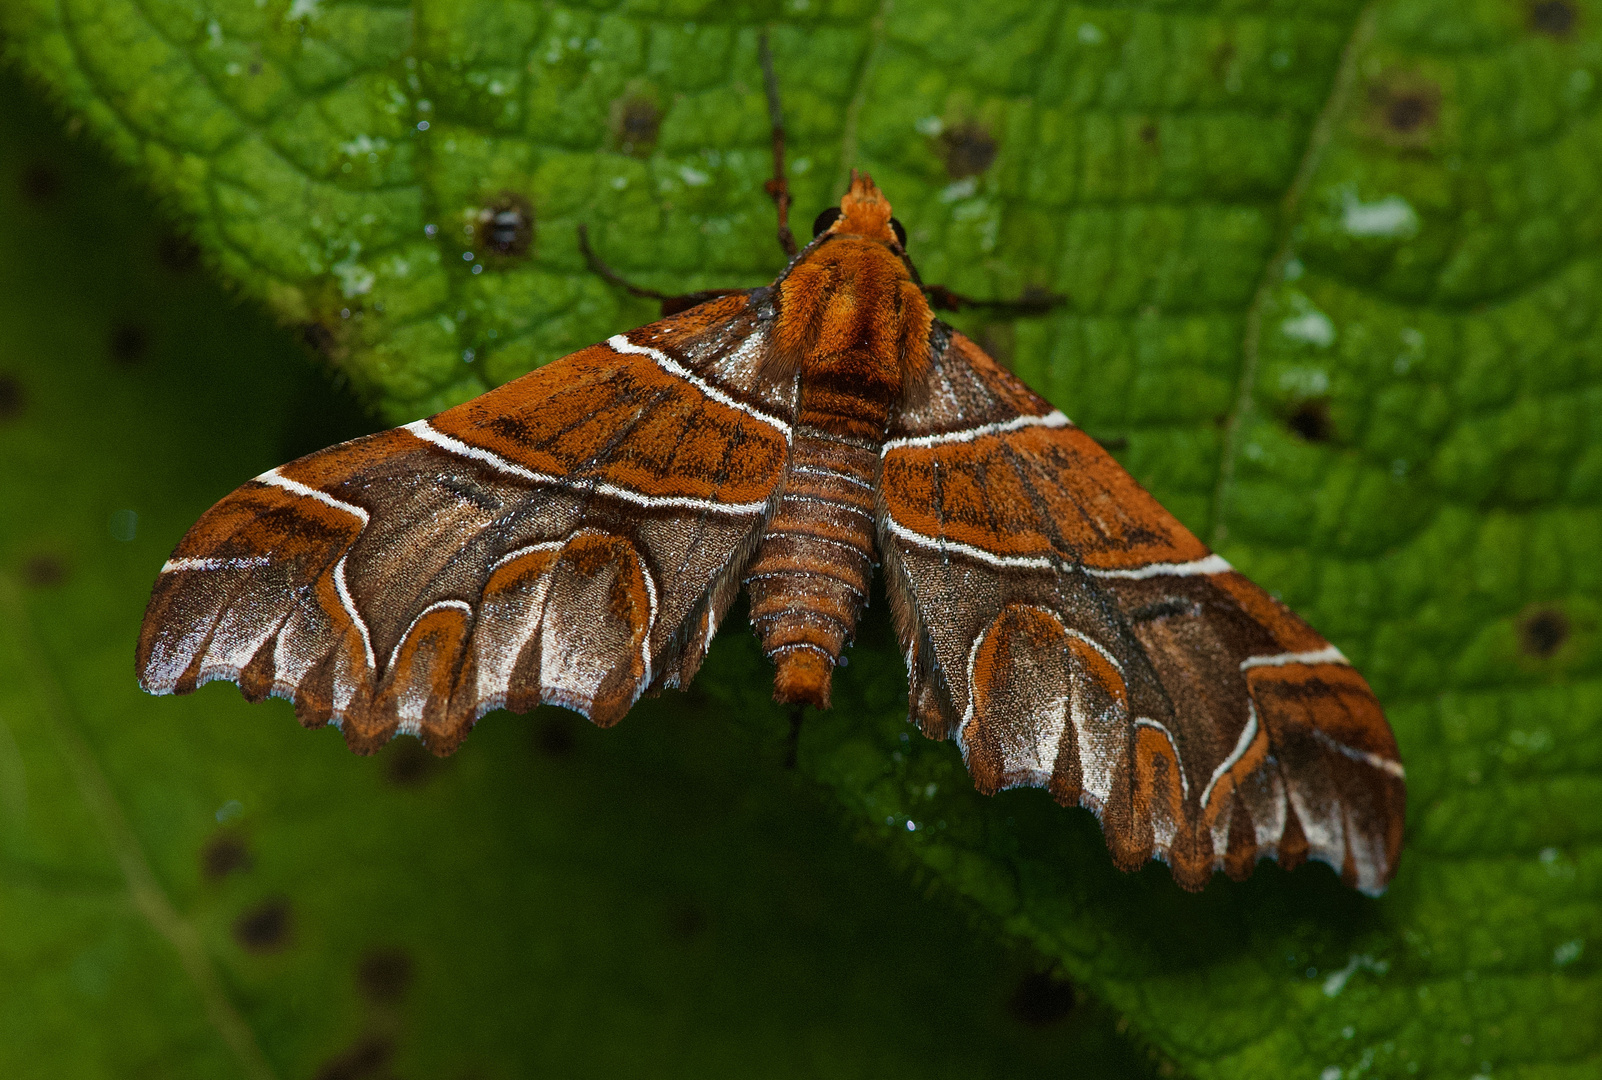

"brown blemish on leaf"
[23,555,67,587]
[383,738,443,787]
[110,323,149,365]
[201,832,253,880]
[476,192,535,259]
[938,121,998,179]
[1530,0,1577,37]
[1367,74,1441,149]
[1287,398,1333,443]
[1519,607,1570,659]
[303,322,341,359]
[0,374,22,420]
[1211,40,1238,79]
[233,897,292,952]
[1007,971,1076,1027]
[356,948,413,1004]
[611,94,662,157]
[312,1035,394,1080]
[1139,121,1159,146]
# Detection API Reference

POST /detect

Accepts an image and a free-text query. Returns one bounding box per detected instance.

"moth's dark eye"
[812,207,842,238]
[889,217,907,248]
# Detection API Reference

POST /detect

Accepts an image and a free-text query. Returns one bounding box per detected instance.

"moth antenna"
[759,29,798,258]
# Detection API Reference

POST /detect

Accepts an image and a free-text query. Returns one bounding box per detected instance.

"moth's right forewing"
[877,328,1405,894]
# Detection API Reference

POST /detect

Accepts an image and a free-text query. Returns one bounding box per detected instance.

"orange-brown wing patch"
[138,295,792,756]
[881,421,1210,569]
[879,324,1406,894]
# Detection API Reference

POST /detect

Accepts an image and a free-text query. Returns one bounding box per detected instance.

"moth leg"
[758,29,798,258]
[577,224,748,316]
[922,283,1066,317]
[784,704,805,769]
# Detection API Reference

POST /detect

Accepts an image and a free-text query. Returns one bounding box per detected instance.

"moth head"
[814,170,907,253]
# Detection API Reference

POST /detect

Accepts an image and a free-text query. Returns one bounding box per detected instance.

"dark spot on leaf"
[1287,399,1333,443]
[938,121,998,179]
[1519,607,1569,658]
[109,323,149,365]
[1530,0,1576,36]
[356,948,413,1004]
[476,192,534,258]
[303,321,339,358]
[233,898,292,953]
[1211,40,1237,80]
[20,161,61,204]
[1008,971,1076,1027]
[0,374,22,420]
[1139,121,1158,145]
[23,555,66,587]
[533,714,576,758]
[612,94,661,157]
[312,1035,394,1080]
[1368,77,1441,146]
[201,832,253,881]
[383,738,442,787]
[158,232,201,273]
[667,904,706,941]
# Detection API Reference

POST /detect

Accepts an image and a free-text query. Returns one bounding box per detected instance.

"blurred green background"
[2,1,1599,1077]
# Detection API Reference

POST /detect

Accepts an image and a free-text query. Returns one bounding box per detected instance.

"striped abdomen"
[743,428,878,707]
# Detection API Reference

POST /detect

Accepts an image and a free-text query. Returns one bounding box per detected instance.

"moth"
[137,172,1405,896]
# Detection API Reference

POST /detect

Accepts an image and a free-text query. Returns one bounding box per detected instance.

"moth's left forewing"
[139,294,795,755]
[877,328,1406,894]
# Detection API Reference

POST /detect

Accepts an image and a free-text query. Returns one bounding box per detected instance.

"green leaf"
[0,70,1156,1078]
[4,0,1600,1076]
